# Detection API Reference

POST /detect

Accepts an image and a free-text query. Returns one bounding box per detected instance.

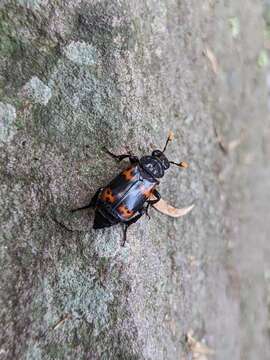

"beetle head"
[152,150,170,170]
[140,154,167,178]
[141,132,189,178]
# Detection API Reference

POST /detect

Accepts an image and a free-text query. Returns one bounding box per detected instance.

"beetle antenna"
[169,161,189,169]
[162,131,174,153]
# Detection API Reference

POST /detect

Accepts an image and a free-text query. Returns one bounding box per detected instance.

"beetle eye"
[152,150,162,157]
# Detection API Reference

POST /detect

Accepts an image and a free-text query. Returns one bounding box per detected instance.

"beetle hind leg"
[121,210,146,246]
[71,188,102,212]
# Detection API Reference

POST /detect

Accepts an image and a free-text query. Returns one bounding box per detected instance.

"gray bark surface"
[0,1,269,359]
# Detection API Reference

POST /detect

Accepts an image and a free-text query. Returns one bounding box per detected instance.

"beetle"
[72,133,188,245]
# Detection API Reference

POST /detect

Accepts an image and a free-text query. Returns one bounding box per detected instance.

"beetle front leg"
[148,189,161,205]
[145,189,161,218]
[103,147,138,164]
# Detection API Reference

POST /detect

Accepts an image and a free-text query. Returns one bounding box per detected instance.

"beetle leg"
[151,189,161,203]
[103,147,138,164]
[145,189,161,218]
[71,188,102,212]
[121,210,145,246]
[147,189,161,206]
[145,204,151,220]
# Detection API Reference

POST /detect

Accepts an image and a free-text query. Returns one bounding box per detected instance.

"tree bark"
[0,1,269,359]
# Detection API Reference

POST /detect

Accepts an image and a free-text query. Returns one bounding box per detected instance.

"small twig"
[52,314,72,331]
[214,127,228,155]
[214,127,245,155]
[204,47,219,74]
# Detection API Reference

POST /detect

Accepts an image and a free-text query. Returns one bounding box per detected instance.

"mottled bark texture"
[0,1,270,359]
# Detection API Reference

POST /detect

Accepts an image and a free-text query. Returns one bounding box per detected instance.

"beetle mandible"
[72,133,188,245]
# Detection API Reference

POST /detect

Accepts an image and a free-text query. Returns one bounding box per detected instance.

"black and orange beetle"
[73,133,188,245]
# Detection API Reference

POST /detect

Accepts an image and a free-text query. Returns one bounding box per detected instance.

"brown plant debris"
[204,47,219,74]
[151,196,194,218]
[214,127,245,155]
[52,314,72,331]
[186,330,215,359]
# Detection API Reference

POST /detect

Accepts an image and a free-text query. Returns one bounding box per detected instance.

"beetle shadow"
[49,205,94,233]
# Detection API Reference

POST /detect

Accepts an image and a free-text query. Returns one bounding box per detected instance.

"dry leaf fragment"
[150,196,194,218]
[214,127,245,154]
[204,48,219,74]
[186,331,215,358]
[227,137,243,151]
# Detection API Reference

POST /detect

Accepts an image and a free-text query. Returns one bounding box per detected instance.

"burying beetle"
[72,132,189,246]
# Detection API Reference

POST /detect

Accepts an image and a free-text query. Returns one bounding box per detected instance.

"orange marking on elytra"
[140,184,153,199]
[117,204,134,219]
[122,166,135,181]
[100,188,116,203]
